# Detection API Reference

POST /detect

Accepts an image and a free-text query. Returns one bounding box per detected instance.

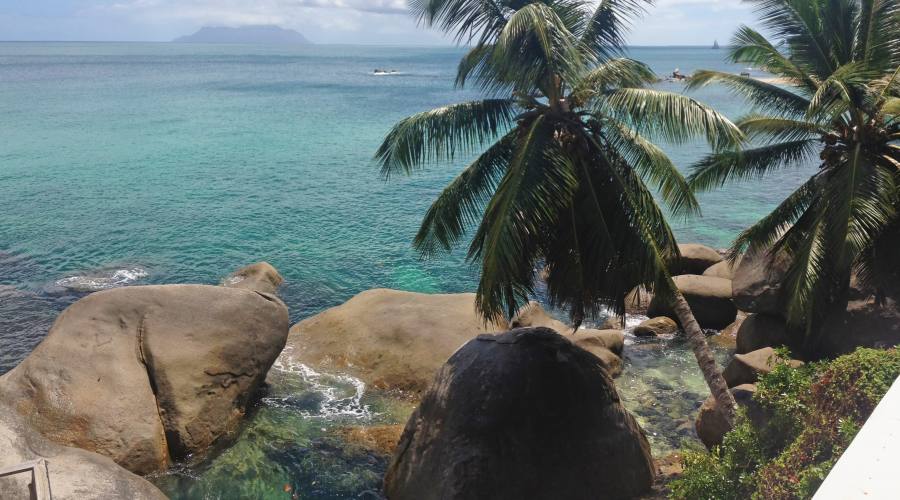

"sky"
[0,0,758,45]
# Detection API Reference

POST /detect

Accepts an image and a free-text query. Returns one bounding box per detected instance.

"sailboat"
[712,40,720,49]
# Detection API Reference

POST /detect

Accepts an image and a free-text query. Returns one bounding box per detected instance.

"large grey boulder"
[819,295,900,356]
[673,243,723,275]
[732,250,791,316]
[0,403,167,500]
[384,328,655,500]
[695,384,758,449]
[0,266,289,475]
[511,302,625,376]
[736,313,792,354]
[647,275,737,329]
[723,347,803,387]
[280,289,507,399]
[703,256,741,280]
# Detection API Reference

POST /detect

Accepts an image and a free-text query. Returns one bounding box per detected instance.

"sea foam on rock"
[384,327,655,500]
[278,288,508,399]
[0,262,289,475]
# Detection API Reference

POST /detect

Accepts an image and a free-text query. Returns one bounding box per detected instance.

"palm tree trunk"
[670,289,736,427]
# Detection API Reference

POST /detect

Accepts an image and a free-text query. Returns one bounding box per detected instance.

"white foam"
[55,267,149,291]
[265,346,374,420]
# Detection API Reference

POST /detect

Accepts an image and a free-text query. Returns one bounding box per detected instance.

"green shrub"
[671,347,900,500]
[670,415,762,500]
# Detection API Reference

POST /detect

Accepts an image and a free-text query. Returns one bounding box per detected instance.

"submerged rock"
[634,317,679,337]
[647,275,737,329]
[673,243,723,275]
[0,264,289,474]
[280,289,507,399]
[384,327,655,500]
[0,403,167,499]
[334,424,404,456]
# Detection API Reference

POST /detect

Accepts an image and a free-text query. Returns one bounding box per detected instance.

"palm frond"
[602,118,700,217]
[729,173,821,258]
[686,70,811,118]
[469,115,578,319]
[688,139,819,192]
[408,0,512,44]
[492,2,585,90]
[727,25,819,92]
[603,88,744,149]
[806,61,880,119]
[375,99,516,178]
[579,0,648,61]
[569,58,656,107]
[743,0,837,79]
[736,114,827,143]
[413,130,517,256]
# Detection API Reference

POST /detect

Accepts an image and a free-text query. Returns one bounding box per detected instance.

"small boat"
[712,40,720,49]
[373,69,400,76]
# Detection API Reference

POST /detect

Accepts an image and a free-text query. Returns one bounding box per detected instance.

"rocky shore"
[1,244,897,499]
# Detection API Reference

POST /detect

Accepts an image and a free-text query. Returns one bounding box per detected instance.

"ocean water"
[0,43,813,498]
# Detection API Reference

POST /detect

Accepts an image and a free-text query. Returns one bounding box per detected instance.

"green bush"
[671,347,900,500]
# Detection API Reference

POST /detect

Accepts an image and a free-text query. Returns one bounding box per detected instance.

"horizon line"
[0,40,726,48]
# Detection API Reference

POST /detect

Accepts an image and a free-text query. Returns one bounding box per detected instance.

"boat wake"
[266,346,374,420]
[54,267,149,292]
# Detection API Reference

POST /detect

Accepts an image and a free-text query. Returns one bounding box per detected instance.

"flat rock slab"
[280,288,508,399]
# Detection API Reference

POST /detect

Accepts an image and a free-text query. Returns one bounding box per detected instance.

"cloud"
[100,0,408,25]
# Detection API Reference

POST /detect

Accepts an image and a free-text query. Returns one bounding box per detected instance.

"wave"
[54,266,149,292]
[265,345,374,420]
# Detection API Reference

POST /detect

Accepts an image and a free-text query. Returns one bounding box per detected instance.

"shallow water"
[0,43,810,497]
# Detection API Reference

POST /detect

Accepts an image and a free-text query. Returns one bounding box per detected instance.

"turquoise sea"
[0,43,814,498]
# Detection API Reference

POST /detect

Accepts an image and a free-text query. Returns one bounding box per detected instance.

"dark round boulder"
[383,327,655,500]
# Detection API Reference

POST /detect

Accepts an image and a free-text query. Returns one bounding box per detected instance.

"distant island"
[173,25,311,44]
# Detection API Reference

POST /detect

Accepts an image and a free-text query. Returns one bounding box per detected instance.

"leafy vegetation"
[378,0,740,423]
[672,348,900,499]
[686,0,900,350]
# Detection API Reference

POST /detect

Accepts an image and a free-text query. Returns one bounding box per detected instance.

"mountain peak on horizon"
[173,25,311,45]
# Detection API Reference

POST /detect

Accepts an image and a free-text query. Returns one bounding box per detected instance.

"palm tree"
[375,0,744,424]
[686,0,900,352]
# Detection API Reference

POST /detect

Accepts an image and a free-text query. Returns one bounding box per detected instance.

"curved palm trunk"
[670,289,736,427]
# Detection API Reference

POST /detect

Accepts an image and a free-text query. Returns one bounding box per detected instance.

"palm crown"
[687,0,900,343]
[376,0,742,326]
